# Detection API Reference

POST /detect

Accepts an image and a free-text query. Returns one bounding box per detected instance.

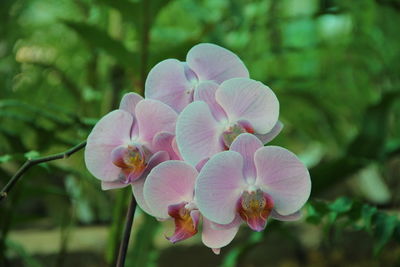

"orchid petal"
[271,210,302,221]
[202,218,240,250]
[119,92,143,115]
[135,99,177,144]
[145,59,195,112]
[152,132,180,160]
[176,101,224,166]
[216,78,279,134]
[131,179,153,216]
[193,81,227,121]
[85,110,132,182]
[254,146,311,216]
[230,133,263,180]
[195,151,246,224]
[144,161,198,219]
[186,43,249,83]
[254,120,283,144]
[101,180,129,191]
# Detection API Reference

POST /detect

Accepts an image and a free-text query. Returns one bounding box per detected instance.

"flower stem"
[0,141,87,203]
[115,195,137,267]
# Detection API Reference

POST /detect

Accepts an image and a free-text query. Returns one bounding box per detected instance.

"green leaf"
[24,150,40,159]
[0,154,12,163]
[361,204,377,232]
[329,197,353,213]
[5,239,43,267]
[373,213,398,255]
[126,212,159,267]
[63,21,139,70]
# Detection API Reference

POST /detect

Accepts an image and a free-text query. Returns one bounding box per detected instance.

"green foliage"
[307,197,400,255]
[63,20,139,70]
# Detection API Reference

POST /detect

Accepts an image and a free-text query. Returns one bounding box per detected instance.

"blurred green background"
[1,0,400,266]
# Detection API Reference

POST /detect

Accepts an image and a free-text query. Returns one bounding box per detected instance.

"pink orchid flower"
[195,133,311,232]
[176,77,281,167]
[145,43,249,113]
[143,160,239,254]
[84,93,178,213]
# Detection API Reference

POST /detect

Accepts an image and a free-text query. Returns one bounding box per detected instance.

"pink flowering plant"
[84,43,312,254]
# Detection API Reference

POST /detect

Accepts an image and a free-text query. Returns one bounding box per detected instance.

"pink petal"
[270,210,302,221]
[171,137,182,160]
[216,78,279,134]
[186,43,249,83]
[254,120,283,144]
[212,248,221,255]
[119,93,143,137]
[201,217,240,249]
[145,59,196,112]
[141,150,170,179]
[152,132,180,160]
[230,133,263,180]
[135,99,177,144]
[254,146,311,216]
[119,92,143,115]
[193,81,227,121]
[176,101,224,166]
[143,161,198,219]
[195,158,209,172]
[84,110,132,182]
[131,151,170,216]
[101,180,129,190]
[131,179,153,216]
[195,151,246,224]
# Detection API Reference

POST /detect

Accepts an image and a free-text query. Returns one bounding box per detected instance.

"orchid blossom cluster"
[85,43,311,254]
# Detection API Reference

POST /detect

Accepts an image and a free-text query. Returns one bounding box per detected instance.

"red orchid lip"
[111,145,148,183]
[237,189,274,232]
[166,202,199,243]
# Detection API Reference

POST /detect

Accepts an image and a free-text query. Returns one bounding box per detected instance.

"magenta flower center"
[237,189,274,232]
[167,202,199,243]
[111,144,148,183]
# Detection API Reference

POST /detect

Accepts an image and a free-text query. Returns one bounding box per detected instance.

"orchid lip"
[166,201,199,243]
[237,189,274,232]
[111,144,149,183]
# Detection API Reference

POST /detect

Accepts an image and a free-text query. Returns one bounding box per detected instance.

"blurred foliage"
[0,0,399,266]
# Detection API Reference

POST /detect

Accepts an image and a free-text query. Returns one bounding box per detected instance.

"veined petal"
[186,43,249,83]
[216,78,279,134]
[144,161,198,219]
[254,120,283,144]
[152,132,180,160]
[202,217,240,250]
[85,110,132,182]
[131,178,153,216]
[254,146,311,216]
[176,101,224,166]
[135,99,177,144]
[195,151,246,224]
[193,81,227,121]
[101,180,129,191]
[119,92,143,115]
[145,59,196,112]
[270,210,302,221]
[230,133,263,180]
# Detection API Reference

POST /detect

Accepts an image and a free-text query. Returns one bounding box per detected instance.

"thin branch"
[115,195,137,267]
[0,141,86,203]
